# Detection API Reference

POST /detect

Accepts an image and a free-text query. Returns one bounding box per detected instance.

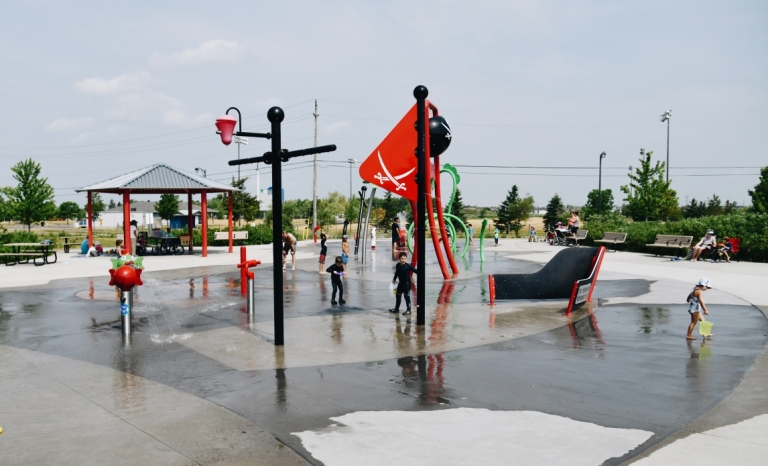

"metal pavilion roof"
[76,164,239,194]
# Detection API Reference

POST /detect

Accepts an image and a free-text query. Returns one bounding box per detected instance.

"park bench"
[566,229,588,247]
[0,252,47,266]
[646,235,693,257]
[595,232,628,251]
[214,231,248,241]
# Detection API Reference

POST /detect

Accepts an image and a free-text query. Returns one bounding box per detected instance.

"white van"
[76,219,88,228]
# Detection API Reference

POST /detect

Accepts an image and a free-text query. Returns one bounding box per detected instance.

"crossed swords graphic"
[374,151,415,191]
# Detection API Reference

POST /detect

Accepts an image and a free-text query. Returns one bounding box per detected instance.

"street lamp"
[195,167,206,178]
[598,152,606,215]
[660,110,671,182]
[347,158,358,199]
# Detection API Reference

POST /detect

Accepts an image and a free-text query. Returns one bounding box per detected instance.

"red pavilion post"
[87,191,94,248]
[201,190,208,257]
[187,193,193,253]
[122,191,131,254]
[228,191,233,253]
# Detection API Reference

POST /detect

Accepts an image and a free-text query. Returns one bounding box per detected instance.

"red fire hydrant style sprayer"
[237,246,261,316]
[108,256,144,336]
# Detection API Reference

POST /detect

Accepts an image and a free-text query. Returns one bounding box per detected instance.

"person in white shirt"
[130,220,138,256]
[691,230,716,262]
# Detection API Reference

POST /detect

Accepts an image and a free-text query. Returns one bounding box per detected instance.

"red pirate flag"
[358,104,419,202]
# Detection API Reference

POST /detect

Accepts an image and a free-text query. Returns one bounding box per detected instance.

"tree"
[58,201,82,224]
[448,188,468,231]
[620,150,678,221]
[318,191,347,227]
[748,167,768,213]
[155,194,180,228]
[230,177,260,223]
[543,194,565,230]
[91,193,107,220]
[3,159,56,231]
[706,194,723,216]
[495,185,534,237]
[582,189,614,219]
[108,199,116,209]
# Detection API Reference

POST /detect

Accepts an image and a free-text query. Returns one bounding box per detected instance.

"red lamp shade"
[215,115,238,145]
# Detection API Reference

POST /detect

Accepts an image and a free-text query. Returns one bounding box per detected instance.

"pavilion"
[76,163,239,257]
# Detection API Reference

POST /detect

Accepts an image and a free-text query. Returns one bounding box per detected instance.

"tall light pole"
[628,165,633,197]
[660,110,671,182]
[598,152,606,214]
[347,158,357,200]
[312,100,319,240]
[195,167,207,178]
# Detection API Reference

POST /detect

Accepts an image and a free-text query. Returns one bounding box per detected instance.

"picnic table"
[60,236,86,253]
[1,242,58,266]
[145,236,184,255]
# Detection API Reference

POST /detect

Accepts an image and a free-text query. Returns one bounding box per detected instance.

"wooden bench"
[214,231,248,241]
[566,229,588,246]
[595,232,627,251]
[646,235,693,257]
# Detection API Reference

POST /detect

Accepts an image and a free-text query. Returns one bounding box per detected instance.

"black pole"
[268,106,285,346]
[354,186,367,255]
[414,85,428,326]
[598,153,603,215]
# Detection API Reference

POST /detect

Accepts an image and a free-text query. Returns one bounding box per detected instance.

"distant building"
[98,201,217,229]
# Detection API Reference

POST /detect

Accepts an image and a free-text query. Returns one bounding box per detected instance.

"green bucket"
[699,320,714,336]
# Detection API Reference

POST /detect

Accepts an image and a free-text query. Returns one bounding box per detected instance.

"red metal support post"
[123,191,131,254]
[87,191,94,248]
[201,190,208,257]
[187,193,193,253]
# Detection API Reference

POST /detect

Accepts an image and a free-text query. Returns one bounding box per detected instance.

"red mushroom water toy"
[109,255,145,336]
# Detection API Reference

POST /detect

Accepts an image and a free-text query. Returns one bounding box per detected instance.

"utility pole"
[234,136,248,181]
[312,100,318,239]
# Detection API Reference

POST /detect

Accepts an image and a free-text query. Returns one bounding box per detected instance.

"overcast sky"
[1,1,766,209]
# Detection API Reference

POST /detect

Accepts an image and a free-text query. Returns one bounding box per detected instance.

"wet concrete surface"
[1,249,766,465]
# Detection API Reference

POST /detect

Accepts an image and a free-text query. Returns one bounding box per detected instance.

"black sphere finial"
[267,106,285,123]
[413,85,429,99]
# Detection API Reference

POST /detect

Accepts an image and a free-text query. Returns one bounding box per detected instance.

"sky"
[1,0,766,209]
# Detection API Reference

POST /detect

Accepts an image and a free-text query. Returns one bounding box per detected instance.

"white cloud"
[163,110,213,126]
[74,72,156,95]
[46,117,94,132]
[150,40,244,67]
[325,121,349,133]
[103,91,183,121]
[71,132,96,143]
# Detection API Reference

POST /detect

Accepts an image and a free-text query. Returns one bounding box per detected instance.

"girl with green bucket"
[686,278,712,340]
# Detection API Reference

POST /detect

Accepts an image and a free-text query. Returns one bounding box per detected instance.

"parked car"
[76,219,87,228]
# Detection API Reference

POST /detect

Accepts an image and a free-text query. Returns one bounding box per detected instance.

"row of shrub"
[582,212,768,262]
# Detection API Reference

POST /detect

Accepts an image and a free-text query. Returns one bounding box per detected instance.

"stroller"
[136,231,149,256]
[553,228,569,246]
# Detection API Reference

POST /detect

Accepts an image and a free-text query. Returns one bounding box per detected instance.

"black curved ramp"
[492,247,599,300]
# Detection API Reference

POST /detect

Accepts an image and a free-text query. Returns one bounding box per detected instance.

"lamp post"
[195,167,207,178]
[660,110,671,182]
[598,152,606,215]
[218,107,337,346]
[347,158,357,200]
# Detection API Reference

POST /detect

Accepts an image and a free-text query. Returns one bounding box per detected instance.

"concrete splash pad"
[1,242,767,465]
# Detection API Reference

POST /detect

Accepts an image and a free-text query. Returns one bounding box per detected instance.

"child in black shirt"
[318,233,328,274]
[326,256,345,305]
[389,252,418,315]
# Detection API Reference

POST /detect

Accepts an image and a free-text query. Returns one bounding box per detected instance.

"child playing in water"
[389,252,418,315]
[341,235,350,271]
[326,256,345,305]
[686,278,711,340]
[318,233,328,274]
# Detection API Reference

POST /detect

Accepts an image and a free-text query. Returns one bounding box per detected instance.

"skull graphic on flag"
[358,104,420,202]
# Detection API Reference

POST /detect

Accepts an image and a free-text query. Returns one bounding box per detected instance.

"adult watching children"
[691,230,717,262]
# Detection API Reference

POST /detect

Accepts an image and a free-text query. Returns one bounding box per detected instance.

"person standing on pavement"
[391,217,401,259]
[686,278,711,340]
[130,220,138,256]
[389,252,418,315]
[494,228,499,246]
[326,256,345,305]
[468,223,474,246]
[341,235,350,271]
[282,230,297,270]
[318,233,328,274]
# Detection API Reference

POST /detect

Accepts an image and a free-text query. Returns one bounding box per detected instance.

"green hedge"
[583,213,768,262]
